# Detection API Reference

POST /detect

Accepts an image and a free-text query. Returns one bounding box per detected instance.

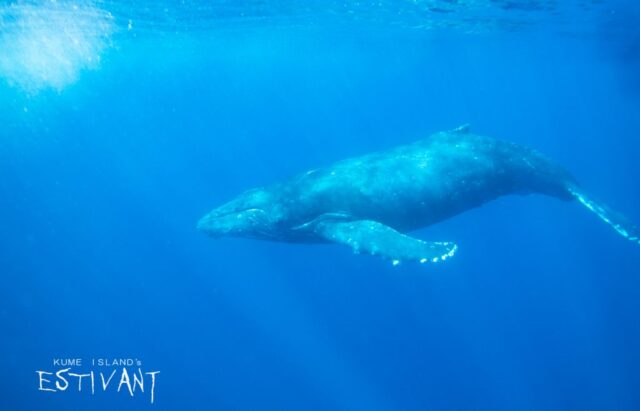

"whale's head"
[197,188,282,240]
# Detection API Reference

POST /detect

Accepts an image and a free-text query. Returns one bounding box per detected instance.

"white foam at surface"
[0,0,114,93]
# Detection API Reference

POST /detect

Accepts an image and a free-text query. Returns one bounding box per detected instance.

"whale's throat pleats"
[313,218,457,265]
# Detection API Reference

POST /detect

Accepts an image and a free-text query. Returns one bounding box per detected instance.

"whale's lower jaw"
[197,207,274,240]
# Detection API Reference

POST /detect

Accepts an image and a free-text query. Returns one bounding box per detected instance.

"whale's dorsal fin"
[451,124,470,134]
[313,218,457,265]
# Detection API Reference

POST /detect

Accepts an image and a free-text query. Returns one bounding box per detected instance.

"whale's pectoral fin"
[314,219,457,265]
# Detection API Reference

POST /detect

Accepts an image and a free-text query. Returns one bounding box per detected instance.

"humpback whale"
[198,126,639,264]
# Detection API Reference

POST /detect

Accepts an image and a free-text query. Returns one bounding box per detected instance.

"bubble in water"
[0,0,114,93]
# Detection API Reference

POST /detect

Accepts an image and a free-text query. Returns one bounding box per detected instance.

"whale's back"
[280,129,576,230]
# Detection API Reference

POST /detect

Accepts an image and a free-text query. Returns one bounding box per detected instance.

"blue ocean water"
[1,1,640,410]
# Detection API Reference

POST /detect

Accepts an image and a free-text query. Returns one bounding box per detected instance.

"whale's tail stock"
[567,184,640,245]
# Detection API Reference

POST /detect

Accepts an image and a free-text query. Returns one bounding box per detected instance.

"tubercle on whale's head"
[197,188,283,240]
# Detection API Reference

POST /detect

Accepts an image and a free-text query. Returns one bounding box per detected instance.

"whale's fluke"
[314,219,458,265]
[569,186,640,245]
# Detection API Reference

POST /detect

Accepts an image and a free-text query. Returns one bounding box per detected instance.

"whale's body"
[198,126,639,264]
